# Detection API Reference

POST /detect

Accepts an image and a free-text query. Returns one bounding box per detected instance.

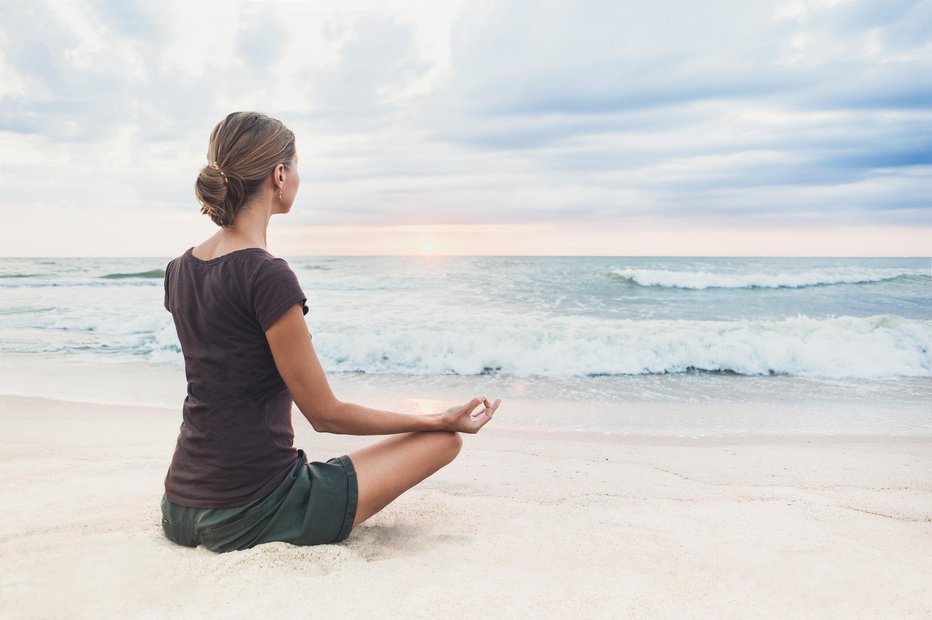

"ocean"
[2,255,930,435]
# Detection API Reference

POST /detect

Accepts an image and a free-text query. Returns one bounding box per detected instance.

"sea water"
[1,256,930,434]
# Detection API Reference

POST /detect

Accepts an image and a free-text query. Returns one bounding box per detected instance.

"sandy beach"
[2,384,931,618]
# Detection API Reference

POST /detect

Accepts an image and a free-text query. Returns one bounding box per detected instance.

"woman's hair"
[195,112,296,227]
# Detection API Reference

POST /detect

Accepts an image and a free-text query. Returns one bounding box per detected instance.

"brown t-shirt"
[163,247,308,508]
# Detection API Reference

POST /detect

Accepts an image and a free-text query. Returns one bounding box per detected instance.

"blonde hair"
[195,112,296,227]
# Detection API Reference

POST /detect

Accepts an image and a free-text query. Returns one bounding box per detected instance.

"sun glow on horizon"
[1,209,929,257]
[266,223,932,257]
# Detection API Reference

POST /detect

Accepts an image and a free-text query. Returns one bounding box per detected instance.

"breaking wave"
[607,268,924,290]
[310,314,932,379]
[100,269,165,280]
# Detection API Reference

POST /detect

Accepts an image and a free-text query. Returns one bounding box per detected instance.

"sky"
[1,0,930,256]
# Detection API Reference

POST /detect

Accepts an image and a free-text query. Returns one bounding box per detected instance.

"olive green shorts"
[160,450,357,553]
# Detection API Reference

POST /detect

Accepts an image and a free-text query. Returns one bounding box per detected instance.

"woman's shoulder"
[166,247,286,291]
[249,251,298,284]
[169,245,297,289]
[185,246,272,265]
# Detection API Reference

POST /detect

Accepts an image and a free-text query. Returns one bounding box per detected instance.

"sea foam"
[609,268,923,290]
[311,314,932,379]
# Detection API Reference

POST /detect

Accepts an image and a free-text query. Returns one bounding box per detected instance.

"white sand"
[1,393,931,619]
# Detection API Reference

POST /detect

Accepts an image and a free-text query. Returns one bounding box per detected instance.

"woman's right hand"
[441,396,501,434]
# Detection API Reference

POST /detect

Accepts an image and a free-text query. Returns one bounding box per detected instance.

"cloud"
[394,0,932,227]
[0,0,929,256]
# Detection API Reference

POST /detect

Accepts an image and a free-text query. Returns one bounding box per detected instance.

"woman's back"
[163,247,307,508]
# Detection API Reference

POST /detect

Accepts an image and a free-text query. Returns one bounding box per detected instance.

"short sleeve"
[252,258,309,331]
[163,258,175,312]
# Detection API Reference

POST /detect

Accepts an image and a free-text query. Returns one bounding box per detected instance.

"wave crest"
[311,314,932,379]
[100,269,165,280]
[608,268,921,290]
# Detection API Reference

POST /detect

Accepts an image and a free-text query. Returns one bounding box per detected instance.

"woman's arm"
[265,304,499,435]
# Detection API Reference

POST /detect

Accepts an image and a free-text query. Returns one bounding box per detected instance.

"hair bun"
[195,165,244,227]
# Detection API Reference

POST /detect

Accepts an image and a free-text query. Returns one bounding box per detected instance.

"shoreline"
[2,393,930,445]
[2,393,931,618]
[3,351,931,438]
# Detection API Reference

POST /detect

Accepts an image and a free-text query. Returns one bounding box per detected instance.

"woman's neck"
[225,203,271,249]
[194,195,273,260]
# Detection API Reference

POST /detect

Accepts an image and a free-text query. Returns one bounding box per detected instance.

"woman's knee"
[431,431,462,463]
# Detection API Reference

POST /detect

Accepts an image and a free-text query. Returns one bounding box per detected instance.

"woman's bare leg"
[348,431,462,527]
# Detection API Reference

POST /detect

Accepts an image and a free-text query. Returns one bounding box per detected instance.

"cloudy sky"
[1,0,930,256]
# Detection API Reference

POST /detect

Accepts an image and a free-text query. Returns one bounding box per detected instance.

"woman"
[160,112,500,552]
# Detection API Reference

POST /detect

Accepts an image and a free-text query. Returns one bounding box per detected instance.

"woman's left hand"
[440,396,501,434]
